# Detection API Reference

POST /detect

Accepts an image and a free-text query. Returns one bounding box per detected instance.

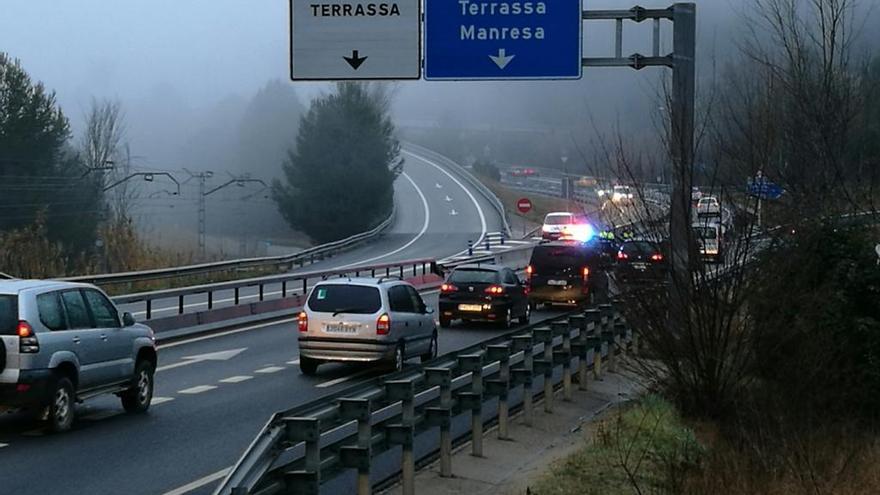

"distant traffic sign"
[516,197,533,213]
[424,0,582,80]
[289,0,421,80]
[747,178,784,200]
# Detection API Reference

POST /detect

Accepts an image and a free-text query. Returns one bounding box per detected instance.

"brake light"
[441,283,458,293]
[617,251,628,260]
[582,267,590,279]
[650,253,664,261]
[297,312,308,332]
[526,265,534,277]
[18,321,39,354]
[484,285,505,295]
[376,313,391,335]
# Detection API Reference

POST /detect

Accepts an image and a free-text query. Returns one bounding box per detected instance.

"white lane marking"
[404,150,488,257]
[161,467,231,495]
[254,366,284,374]
[178,385,217,395]
[0,443,9,448]
[219,375,253,384]
[152,397,175,405]
[157,317,298,350]
[157,348,248,373]
[286,359,300,365]
[81,410,123,421]
[337,171,431,268]
[316,368,375,389]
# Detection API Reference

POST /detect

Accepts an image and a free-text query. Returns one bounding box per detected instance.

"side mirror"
[122,312,136,327]
[424,306,435,315]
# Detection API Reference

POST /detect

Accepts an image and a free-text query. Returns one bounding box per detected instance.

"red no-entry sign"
[516,197,532,214]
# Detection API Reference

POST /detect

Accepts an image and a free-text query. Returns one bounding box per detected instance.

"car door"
[58,289,107,390]
[504,269,527,316]
[387,285,417,356]
[405,286,433,354]
[83,289,131,384]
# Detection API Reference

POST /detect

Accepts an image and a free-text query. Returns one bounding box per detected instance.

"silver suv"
[0,280,157,432]
[297,278,438,375]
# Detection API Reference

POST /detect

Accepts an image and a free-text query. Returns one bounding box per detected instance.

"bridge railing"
[214,303,632,495]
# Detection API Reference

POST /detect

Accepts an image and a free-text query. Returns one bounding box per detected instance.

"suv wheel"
[439,316,452,328]
[519,305,531,325]
[501,308,513,329]
[48,377,75,433]
[121,360,154,413]
[421,333,438,362]
[299,357,319,376]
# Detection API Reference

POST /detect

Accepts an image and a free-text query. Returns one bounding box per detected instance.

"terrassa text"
[457,0,548,41]
[309,3,401,17]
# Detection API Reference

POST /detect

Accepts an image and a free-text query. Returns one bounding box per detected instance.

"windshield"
[449,269,499,284]
[622,241,659,256]
[544,214,574,225]
[0,295,17,335]
[307,285,381,314]
[530,245,595,270]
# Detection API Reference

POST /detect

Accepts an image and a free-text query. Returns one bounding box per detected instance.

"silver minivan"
[296,278,438,375]
[0,280,157,432]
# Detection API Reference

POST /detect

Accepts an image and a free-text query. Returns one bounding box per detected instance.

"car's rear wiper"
[332,307,365,316]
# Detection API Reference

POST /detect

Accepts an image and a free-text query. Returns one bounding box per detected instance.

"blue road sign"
[424,0,582,80]
[747,179,784,200]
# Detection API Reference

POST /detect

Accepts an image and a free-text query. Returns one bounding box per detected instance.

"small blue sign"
[747,178,784,200]
[424,0,582,80]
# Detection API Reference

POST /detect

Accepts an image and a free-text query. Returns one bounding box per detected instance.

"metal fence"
[215,303,632,495]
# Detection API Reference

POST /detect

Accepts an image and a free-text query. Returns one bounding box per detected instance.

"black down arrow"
[343,50,367,70]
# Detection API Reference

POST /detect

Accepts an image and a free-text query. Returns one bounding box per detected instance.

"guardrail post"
[425,368,453,477]
[282,281,287,298]
[614,321,627,364]
[533,326,553,362]
[178,294,184,315]
[283,417,321,493]
[339,399,372,495]
[551,320,570,351]
[146,299,152,320]
[458,353,484,457]
[208,291,213,310]
[234,287,240,305]
[533,357,554,413]
[555,348,573,401]
[500,232,505,245]
[259,284,264,302]
[468,240,473,256]
[511,335,534,426]
[486,344,511,439]
[485,238,490,251]
[302,278,308,295]
[602,326,616,374]
[386,380,416,495]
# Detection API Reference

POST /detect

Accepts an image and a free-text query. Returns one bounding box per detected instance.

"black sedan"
[438,264,530,328]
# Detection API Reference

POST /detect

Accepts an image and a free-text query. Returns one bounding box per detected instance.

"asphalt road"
[119,149,506,321]
[0,148,517,495]
[0,291,567,495]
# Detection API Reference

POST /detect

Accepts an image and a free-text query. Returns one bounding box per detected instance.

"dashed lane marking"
[255,366,284,374]
[316,368,375,389]
[0,443,8,448]
[178,385,217,395]
[152,397,175,405]
[286,359,300,365]
[219,375,253,384]
[157,317,298,350]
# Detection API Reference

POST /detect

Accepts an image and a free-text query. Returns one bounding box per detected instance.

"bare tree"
[81,98,137,221]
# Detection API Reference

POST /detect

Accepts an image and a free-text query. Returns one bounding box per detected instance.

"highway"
[0,292,568,495]
[119,148,507,321]
[0,148,521,495]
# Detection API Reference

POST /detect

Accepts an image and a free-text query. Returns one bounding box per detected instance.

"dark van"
[526,241,608,307]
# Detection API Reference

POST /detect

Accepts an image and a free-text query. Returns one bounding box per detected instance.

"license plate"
[324,323,358,334]
[633,263,648,271]
[458,304,483,312]
[547,279,567,286]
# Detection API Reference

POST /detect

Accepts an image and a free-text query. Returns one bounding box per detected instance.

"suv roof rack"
[376,276,402,284]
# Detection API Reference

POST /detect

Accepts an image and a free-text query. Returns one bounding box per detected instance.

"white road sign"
[290,0,421,80]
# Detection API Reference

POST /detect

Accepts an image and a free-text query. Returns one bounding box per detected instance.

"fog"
[1,0,875,252]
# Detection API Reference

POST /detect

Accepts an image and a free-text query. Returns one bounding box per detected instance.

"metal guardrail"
[214,303,631,495]
[62,206,398,287]
[404,142,513,238]
[112,257,439,320]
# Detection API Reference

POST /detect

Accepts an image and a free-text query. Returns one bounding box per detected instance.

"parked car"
[439,264,529,328]
[0,280,157,432]
[616,240,668,283]
[297,278,437,375]
[527,241,608,307]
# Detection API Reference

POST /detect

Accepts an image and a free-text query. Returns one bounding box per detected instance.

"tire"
[47,377,75,433]
[421,332,438,363]
[519,304,531,325]
[121,360,155,413]
[0,338,6,374]
[501,308,513,329]
[391,344,405,372]
[299,357,319,376]
[439,316,452,328]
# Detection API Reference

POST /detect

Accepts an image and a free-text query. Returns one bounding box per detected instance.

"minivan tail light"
[18,321,39,353]
[617,251,628,260]
[484,285,505,295]
[440,283,458,293]
[376,313,391,335]
[650,253,664,261]
[582,267,590,279]
[297,311,308,332]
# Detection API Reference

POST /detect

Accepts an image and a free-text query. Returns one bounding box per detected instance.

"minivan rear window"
[0,295,17,335]
[530,245,595,270]
[544,215,574,225]
[622,241,659,255]
[307,285,381,314]
[449,269,499,284]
